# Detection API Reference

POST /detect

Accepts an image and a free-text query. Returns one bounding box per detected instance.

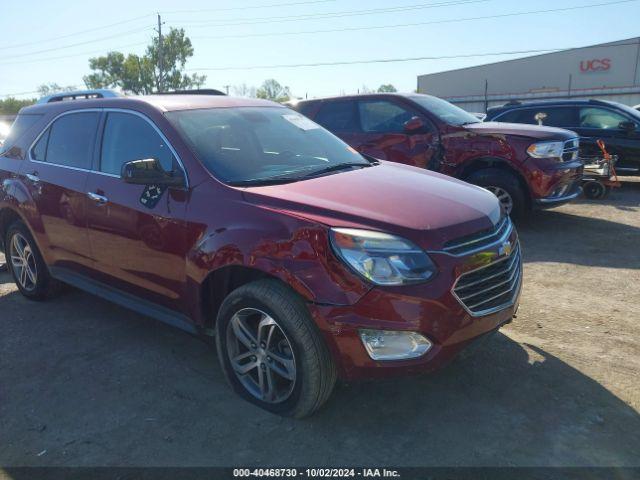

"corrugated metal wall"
[417,37,640,112]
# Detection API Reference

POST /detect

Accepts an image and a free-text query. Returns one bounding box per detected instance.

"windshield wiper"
[227,176,302,187]
[228,160,374,186]
[302,162,372,179]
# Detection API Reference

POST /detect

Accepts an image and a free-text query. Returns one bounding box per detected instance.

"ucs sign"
[580,58,611,73]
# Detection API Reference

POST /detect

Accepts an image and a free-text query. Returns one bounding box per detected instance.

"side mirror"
[121,158,185,188]
[404,116,426,134]
[619,121,636,132]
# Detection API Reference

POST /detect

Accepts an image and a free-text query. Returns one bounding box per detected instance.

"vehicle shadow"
[309,332,640,467]
[517,209,640,270]
[0,284,638,467]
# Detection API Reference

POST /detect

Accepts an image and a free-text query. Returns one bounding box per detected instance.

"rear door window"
[100,112,176,175]
[315,100,359,133]
[31,129,50,161]
[358,100,415,133]
[495,109,536,124]
[499,107,578,127]
[35,112,100,169]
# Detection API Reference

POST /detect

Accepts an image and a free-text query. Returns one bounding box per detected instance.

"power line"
[162,0,336,14]
[0,1,334,52]
[192,0,640,40]
[186,43,640,71]
[1,0,633,66]
[0,42,149,67]
[3,14,153,51]
[178,0,490,27]
[3,41,639,98]
[0,26,154,61]
[0,0,486,60]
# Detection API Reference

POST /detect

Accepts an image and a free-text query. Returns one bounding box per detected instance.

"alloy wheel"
[226,308,297,404]
[485,186,514,215]
[9,233,38,292]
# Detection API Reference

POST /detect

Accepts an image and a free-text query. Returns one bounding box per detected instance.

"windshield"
[409,94,481,126]
[602,100,640,121]
[166,107,370,184]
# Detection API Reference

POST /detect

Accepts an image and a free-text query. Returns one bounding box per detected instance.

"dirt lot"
[0,180,639,468]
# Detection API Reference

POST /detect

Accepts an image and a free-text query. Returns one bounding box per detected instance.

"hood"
[240,161,501,250]
[463,121,577,141]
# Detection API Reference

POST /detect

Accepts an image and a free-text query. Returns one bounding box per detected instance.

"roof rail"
[157,89,226,96]
[504,100,522,106]
[587,98,611,106]
[36,89,121,104]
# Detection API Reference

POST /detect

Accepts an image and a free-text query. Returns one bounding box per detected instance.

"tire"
[466,168,527,219]
[4,220,58,301]
[216,279,337,418]
[583,181,609,200]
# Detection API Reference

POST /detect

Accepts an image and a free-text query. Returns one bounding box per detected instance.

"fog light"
[359,329,432,361]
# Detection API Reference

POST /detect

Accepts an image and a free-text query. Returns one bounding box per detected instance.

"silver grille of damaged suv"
[442,216,512,257]
[452,242,522,316]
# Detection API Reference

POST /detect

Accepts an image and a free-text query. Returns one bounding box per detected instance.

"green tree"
[256,79,291,103]
[37,83,77,97]
[84,28,206,94]
[0,97,36,115]
[377,84,398,93]
[233,83,257,98]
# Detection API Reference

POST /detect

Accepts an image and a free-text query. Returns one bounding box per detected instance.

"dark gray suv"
[487,99,640,175]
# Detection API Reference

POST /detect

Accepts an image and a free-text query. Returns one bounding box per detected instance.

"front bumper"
[534,182,582,208]
[309,229,522,381]
[527,158,583,208]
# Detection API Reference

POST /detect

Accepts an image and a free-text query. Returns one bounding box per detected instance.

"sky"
[1,0,639,100]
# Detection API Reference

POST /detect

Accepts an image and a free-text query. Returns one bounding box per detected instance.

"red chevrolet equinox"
[0,92,522,417]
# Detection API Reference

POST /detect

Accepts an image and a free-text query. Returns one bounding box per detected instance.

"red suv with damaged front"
[0,91,521,417]
[293,93,583,218]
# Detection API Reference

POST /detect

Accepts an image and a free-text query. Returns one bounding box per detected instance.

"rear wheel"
[466,168,526,219]
[216,279,337,418]
[5,221,58,300]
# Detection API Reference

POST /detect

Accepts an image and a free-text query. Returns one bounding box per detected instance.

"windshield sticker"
[282,114,320,131]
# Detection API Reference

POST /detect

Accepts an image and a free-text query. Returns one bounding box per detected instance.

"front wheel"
[466,168,526,219]
[216,279,337,418]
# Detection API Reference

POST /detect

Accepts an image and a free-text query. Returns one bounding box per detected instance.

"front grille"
[442,216,512,256]
[453,242,522,316]
[562,138,580,162]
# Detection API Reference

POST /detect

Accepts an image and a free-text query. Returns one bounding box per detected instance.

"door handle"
[87,192,108,205]
[25,172,40,183]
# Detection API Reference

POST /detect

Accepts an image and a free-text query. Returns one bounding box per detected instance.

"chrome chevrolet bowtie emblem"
[499,241,512,257]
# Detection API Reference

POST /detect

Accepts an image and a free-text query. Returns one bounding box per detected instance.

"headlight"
[527,141,564,159]
[330,228,436,285]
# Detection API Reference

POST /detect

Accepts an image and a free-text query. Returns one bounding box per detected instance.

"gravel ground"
[0,179,639,468]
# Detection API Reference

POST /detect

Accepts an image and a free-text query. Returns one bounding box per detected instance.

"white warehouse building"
[417,37,640,113]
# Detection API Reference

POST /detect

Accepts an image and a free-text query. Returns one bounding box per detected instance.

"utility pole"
[223,85,230,95]
[484,79,489,113]
[155,14,165,93]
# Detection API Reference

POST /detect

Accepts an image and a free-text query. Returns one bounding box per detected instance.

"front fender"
[186,211,371,308]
